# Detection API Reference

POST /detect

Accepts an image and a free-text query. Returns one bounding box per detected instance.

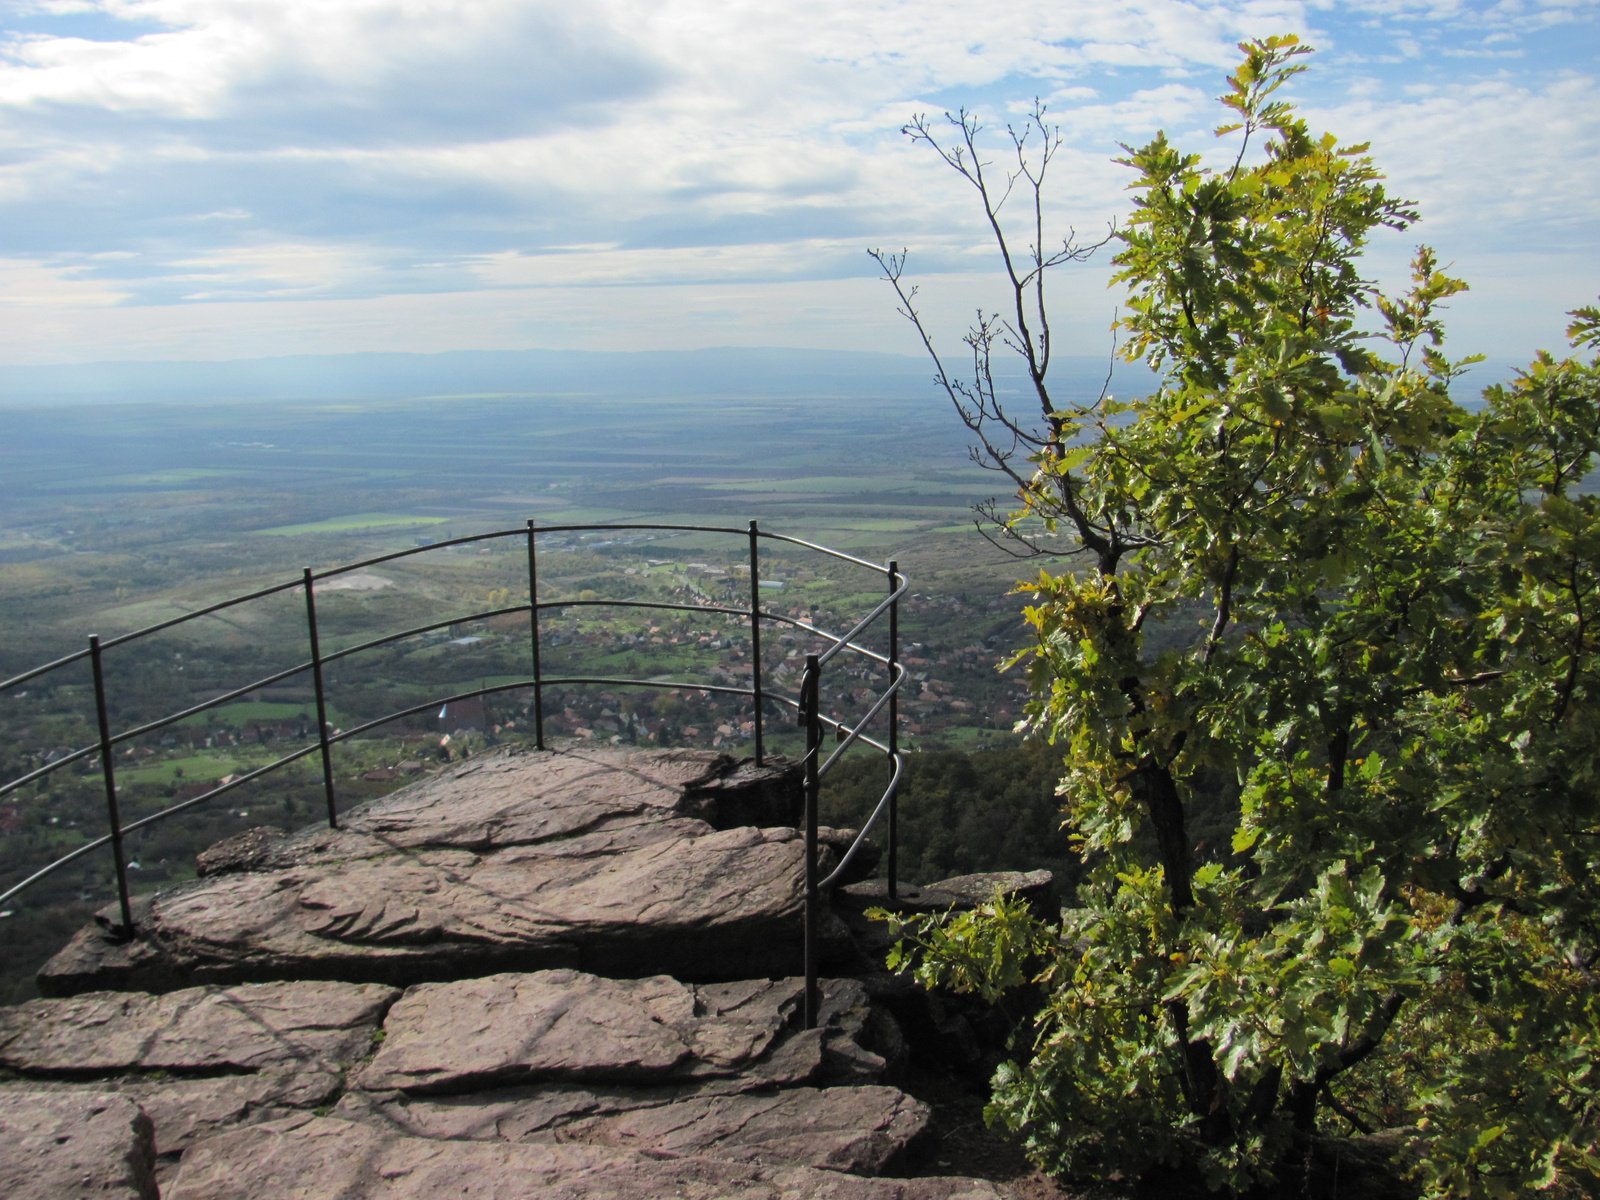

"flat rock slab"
[0,1091,158,1200]
[838,871,1057,919]
[3,1071,342,1166]
[39,747,811,997]
[929,871,1060,921]
[356,970,871,1094]
[205,747,786,868]
[0,980,397,1075]
[165,1116,1007,1200]
[555,1084,929,1175]
[346,1084,931,1176]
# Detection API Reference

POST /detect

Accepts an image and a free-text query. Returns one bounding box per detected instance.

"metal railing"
[0,520,905,1024]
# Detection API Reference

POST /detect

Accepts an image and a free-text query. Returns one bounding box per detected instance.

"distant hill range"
[0,346,1154,407]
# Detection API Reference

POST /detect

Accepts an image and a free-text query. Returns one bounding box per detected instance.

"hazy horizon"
[0,345,1164,406]
[0,1,1590,370]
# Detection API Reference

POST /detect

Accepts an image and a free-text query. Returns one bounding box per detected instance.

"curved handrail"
[755,529,895,574]
[818,575,909,668]
[821,751,904,890]
[0,593,897,805]
[0,522,908,958]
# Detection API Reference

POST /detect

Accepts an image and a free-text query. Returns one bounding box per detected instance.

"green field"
[117,753,251,787]
[175,701,336,727]
[256,512,453,536]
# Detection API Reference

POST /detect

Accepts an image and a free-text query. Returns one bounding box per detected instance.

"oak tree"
[874,36,1600,1196]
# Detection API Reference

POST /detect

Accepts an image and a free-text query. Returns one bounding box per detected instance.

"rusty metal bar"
[303,568,338,829]
[527,521,546,750]
[801,653,821,1029]
[89,635,134,933]
[887,559,900,899]
[748,520,765,766]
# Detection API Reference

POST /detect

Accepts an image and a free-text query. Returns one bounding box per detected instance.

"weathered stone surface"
[558,1084,930,1174]
[3,738,1054,1197]
[195,826,287,877]
[837,870,1058,922]
[816,972,896,1083]
[3,1070,343,1185]
[0,980,396,1075]
[357,970,836,1094]
[929,870,1060,921]
[681,755,803,829]
[136,1071,343,1160]
[835,878,965,915]
[0,1091,158,1200]
[331,747,752,854]
[336,1082,930,1175]
[331,1080,705,1140]
[39,747,812,996]
[165,1116,1007,1200]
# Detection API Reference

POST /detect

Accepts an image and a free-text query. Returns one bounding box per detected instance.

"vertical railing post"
[748,520,764,766]
[801,653,821,1029]
[526,520,546,750]
[303,568,338,829]
[89,635,134,933]
[886,560,900,900]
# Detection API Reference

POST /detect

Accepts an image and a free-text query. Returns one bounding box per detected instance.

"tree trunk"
[1132,757,1193,911]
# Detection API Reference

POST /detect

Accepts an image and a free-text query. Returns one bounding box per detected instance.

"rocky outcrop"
[0,966,924,1191]
[326,970,925,1177]
[8,745,1055,1198]
[39,748,813,997]
[163,1116,1006,1200]
[193,826,287,877]
[0,1091,159,1200]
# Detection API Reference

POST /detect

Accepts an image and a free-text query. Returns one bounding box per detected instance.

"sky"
[0,0,1594,369]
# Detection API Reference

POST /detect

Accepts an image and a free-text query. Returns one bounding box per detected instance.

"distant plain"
[0,348,1152,998]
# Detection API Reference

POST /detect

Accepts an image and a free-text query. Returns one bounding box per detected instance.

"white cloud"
[0,0,1589,364]
[0,268,1103,364]
[0,256,129,305]
[165,240,400,298]
[1313,73,1600,251]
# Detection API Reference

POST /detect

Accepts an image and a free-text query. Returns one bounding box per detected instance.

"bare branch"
[872,102,1138,576]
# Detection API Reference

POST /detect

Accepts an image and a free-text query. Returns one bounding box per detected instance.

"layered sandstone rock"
[163,1116,1005,1200]
[0,1091,159,1200]
[0,978,397,1179]
[336,1084,930,1176]
[0,980,396,1074]
[8,746,1051,1197]
[358,970,815,1093]
[39,748,811,996]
